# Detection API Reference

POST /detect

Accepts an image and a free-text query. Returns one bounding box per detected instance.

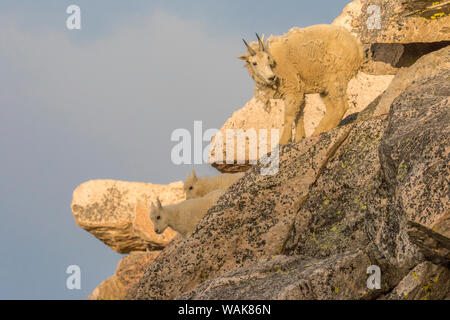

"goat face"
[150,199,168,234]
[238,34,277,87]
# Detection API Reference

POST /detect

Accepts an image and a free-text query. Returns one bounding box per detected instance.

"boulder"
[358,45,450,120]
[208,97,283,173]
[382,261,450,300]
[180,252,375,300]
[132,64,449,300]
[332,0,365,38]
[71,180,184,254]
[380,69,450,264]
[333,1,450,75]
[334,0,450,44]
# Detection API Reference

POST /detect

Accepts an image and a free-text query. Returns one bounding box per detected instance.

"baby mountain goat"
[239,25,364,145]
[150,190,225,238]
[184,170,245,199]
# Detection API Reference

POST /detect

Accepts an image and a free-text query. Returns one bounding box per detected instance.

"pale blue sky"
[0,0,350,299]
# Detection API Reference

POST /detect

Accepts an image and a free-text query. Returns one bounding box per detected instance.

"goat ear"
[238,55,248,61]
[156,197,162,209]
[151,202,156,211]
[186,172,191,180]
[192,169,197,181]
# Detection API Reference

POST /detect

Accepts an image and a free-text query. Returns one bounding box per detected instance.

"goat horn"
[256,33,265,51]
[242,39,256,56]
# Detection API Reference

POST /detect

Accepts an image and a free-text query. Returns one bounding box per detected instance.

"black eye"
[156,216,160,220]
[189,186,193,190]
[252,62,257,66]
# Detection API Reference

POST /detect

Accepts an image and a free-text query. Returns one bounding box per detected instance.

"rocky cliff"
[133,64,449,300]
[71,0,450,300]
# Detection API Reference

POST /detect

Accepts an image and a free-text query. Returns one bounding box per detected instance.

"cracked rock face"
[88,251,160,300]
[359,46,450,120]
[380,69,450,264]
[382,261,450,300]
[132,54,449,300]
[180,252,374,300]
[71,180,184,254]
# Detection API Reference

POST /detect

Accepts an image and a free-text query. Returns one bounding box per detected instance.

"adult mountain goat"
[238,25,364,145]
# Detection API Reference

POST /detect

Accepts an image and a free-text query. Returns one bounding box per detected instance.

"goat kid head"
[183,169,199,199]
[238,33,277,87]
[150,197,168,234]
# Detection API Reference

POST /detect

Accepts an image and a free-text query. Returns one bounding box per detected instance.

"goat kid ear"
[151,202,156,211]
[238,55,248,61]
[192,169,197,181]
[156,197,163,209]
[186,172,191,180]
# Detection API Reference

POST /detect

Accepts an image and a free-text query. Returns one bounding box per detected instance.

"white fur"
[184,170,245,199]
[150,190,225,238]
[239,25,364,144]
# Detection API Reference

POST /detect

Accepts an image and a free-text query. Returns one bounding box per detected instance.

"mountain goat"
[238,25,364,145]
[183,170,245,199]
[150,190,225,238]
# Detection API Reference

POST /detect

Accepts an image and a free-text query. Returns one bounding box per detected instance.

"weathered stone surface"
[361,44,406,75]
[332,0,365,38]
[380,69,450,263]
[71,180,184,254]
[208,97,283,173]
[358,45,450,120]
[209,72,393,173]
[333,1,450,75]
[346,72,394,115]
[382,261,450,300]
[89,251,160,300]
[132,62,449,300]
[335,0,450,44]
[180,251,377,300]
